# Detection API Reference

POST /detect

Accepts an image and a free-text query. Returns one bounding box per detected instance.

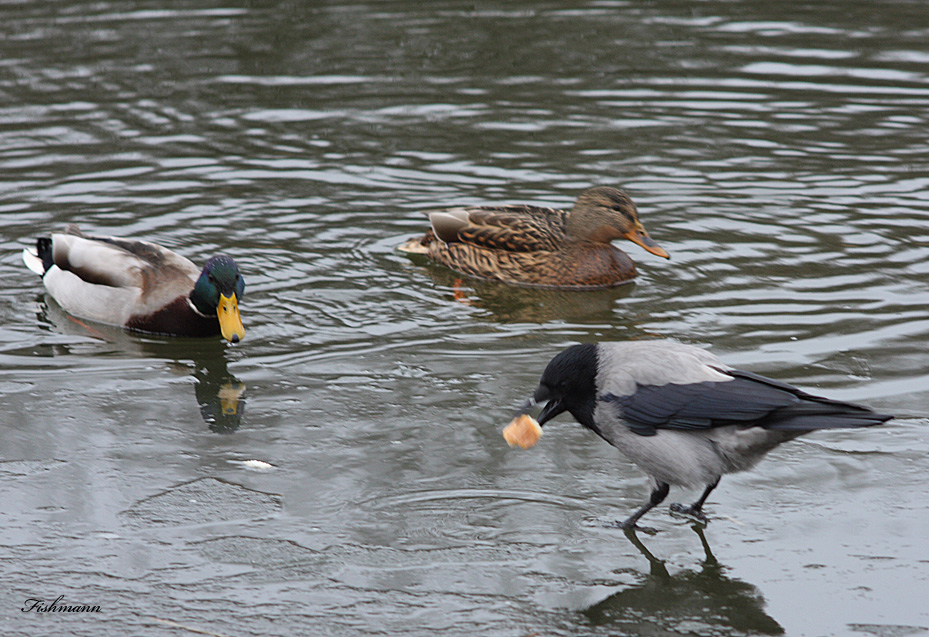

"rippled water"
[2,2,928,636]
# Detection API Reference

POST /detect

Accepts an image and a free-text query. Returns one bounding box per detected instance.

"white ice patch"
[241,460,275,471]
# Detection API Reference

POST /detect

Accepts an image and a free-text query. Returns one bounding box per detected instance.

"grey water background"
[1,1,928,635]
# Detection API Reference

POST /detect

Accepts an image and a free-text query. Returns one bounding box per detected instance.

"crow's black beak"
[536,397,566,426]
[515,385,565,426]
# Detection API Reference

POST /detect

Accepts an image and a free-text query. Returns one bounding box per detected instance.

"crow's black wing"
[602,369,892,437]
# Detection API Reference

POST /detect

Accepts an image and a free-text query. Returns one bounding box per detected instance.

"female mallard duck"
[23,226,245,343]
[399,186,669,288]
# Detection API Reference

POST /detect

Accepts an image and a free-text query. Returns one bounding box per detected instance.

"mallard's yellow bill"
[218,381,246,415]
[217,293,245,343]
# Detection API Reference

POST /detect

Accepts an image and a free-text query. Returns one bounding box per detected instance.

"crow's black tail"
[762,401,893,431]
[727,370,894,431]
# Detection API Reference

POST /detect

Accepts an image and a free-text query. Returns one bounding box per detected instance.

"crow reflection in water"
[582,526,784,635]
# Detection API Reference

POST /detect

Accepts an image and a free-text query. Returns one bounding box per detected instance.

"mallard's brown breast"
[126,296,220,337]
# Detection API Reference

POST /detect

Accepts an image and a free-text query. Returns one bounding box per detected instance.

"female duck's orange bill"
[624,225,669,259]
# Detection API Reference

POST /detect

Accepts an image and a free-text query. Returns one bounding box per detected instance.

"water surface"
[2,1,928,635]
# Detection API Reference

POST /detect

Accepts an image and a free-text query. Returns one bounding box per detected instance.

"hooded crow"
[520,340,893,529]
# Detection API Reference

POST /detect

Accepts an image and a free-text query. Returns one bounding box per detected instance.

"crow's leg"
[670,477,720,523]
[617,482,670,530]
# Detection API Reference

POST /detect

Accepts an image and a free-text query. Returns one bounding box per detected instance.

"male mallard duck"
[23,226,245,342]
[399,186,669,288]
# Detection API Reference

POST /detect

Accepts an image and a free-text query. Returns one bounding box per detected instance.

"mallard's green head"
[192,256,245,343]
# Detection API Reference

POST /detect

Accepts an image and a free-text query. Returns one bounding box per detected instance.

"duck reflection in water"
[583,526,784,635]
[410,265,637,324]
[35,300,246,432]
[192,351,246,433]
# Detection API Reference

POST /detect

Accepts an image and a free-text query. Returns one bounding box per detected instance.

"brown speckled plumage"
[400,186,669,289]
